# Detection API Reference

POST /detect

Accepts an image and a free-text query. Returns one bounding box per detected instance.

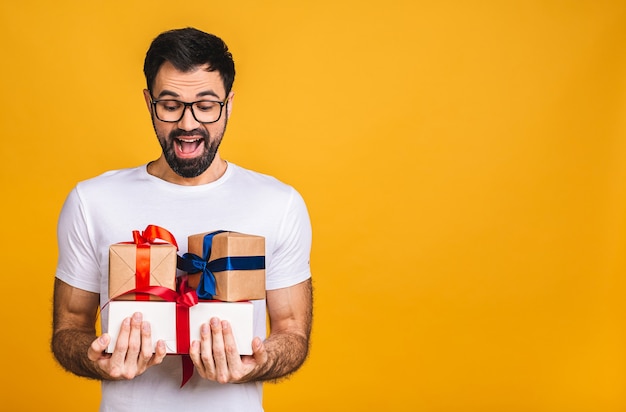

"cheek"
[206,121,226,138]
[154,122,174,139]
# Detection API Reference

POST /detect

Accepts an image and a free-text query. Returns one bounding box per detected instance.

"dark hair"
[143,27,235,96]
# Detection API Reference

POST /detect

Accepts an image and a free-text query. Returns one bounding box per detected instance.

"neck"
[147,155,227,186]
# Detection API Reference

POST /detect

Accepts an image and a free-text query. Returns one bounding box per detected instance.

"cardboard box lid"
[188,232,265,262]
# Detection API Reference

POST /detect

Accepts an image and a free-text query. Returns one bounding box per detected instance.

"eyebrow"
[156,89,222,100]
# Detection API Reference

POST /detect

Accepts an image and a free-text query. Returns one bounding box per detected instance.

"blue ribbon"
[178,231,265,300]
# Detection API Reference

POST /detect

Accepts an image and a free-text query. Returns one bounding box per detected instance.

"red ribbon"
[123,225,179,301]
[132,224,179,248]
[134,246,150,301]
[174,277,197,386]
[119,279,198,387]
[114,225,195,386]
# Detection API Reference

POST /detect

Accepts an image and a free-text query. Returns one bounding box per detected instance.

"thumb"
[251,337,267,363]
[88,333,111,360]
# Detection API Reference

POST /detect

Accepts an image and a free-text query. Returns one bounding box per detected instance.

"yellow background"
[1,1,625,410]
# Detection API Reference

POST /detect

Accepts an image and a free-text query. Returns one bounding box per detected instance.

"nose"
[177,105,200,131]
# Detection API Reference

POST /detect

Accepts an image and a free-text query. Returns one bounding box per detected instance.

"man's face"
[144,61,232,178]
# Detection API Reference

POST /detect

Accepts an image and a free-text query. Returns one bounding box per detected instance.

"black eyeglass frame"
[150,96,228,124]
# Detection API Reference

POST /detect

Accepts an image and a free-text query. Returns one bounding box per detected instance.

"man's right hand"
[87,312,167,380]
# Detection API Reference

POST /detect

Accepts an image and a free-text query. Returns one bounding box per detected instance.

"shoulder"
[228,163,300,197]
[74,165,147,195]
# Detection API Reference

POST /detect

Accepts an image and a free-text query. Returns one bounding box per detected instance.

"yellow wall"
[1,1,625,410]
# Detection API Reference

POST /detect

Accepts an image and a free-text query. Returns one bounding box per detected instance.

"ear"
[226,91,235,118]
[143,89,153,113]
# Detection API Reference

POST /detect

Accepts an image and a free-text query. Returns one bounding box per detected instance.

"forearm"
[52,279,108,380]
[250,279,313,382]
[249,331,310,383]
[52,328,105,380]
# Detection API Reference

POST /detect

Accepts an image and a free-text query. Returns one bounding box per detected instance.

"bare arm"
[51,278,103,379]
[250,277,313,382]
[189,278,313,383]
[51,278,167,380]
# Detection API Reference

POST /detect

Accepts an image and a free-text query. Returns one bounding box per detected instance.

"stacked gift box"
[106,226,265,357]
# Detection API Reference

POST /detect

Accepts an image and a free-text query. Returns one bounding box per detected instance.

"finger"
[87,334,111,361]
[221,320,241,368]
[188,324,203,366]
[238,337,265,375]
[188,336,201,364]
[106,316,132,378]
[126,312,143,360]
[111,317,131,362]
[138,321,154,369]
[251,337,268,365]
[210,317,229,383]
[188,340,206,378]
[189,322,214,379]
[150,340,167,367]
[199,321,216,378]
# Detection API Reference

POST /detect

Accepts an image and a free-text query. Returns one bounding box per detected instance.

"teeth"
[176,137,201,153]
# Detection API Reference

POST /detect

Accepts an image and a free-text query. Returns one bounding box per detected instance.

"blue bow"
[178,231,265,300]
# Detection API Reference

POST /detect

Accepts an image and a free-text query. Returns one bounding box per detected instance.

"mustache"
[169,128,209,140]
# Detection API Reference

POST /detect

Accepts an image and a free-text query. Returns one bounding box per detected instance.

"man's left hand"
[188,317,268,383]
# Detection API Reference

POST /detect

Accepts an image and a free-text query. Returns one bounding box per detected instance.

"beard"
[155,122,226,178]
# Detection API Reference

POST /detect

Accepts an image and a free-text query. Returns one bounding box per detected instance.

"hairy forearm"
[248,278,313,383]
[51,329,104,380]
[252,331,310,383]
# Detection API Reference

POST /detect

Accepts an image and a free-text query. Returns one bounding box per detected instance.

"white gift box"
[106,300,254,355]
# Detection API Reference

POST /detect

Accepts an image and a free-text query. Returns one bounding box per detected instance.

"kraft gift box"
[108,243,178,300]
[186,232,266,302]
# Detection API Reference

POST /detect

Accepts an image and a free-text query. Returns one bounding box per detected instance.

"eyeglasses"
[150,96,228,124]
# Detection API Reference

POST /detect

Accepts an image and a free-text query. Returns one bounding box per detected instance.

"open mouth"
[176,137,204,156]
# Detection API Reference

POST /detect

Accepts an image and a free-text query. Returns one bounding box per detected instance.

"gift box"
[105,300,254,355]
[109,243,177,300]
[184,231,266,302]
[109,225,179,301]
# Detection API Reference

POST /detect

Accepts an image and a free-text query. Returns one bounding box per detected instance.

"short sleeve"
[265,188,312,290]
[55,187,101,293]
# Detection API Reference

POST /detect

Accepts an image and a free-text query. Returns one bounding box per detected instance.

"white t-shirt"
[55,162,312,412]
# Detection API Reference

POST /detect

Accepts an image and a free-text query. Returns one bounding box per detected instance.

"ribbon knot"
[119,225,179,302]
[178,231,266,300]
[131,224,179,248]
[179,252,218,300]
[176,277,199,307]
[178,231,226,299]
